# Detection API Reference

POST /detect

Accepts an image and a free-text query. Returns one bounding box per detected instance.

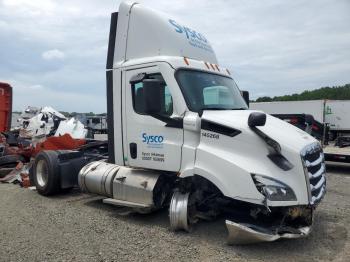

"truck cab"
[33,1,326,244]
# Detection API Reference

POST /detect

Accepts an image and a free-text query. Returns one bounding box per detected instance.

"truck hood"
[201,110,317,153]
[193,109,319,206]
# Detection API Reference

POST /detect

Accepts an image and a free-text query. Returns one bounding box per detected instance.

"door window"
[131,74,173,116]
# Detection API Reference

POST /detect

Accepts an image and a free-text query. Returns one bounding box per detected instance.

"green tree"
[254,84,350,102]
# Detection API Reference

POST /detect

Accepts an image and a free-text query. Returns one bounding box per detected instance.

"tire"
[33,151,61,196]
[0,155,25,168]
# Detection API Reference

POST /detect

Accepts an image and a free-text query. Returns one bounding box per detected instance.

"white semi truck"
[31,1,326,244]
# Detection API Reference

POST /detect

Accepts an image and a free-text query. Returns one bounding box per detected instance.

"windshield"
[176,69,248,112]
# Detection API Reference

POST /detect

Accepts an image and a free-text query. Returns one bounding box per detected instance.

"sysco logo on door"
[142,133,164,148]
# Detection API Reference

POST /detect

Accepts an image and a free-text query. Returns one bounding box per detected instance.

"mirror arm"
[250,126,293,171]
[251,126,281,154]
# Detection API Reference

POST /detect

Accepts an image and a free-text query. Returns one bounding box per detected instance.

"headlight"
[252,174,297,201]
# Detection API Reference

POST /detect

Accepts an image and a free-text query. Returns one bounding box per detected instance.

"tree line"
[255,83,350,102]
[59,112,107,118]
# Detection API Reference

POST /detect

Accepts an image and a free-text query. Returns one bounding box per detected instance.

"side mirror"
[304,114,314,134]
[248,112,266,127]
[143,79,163,114]
[242,90,249,107]
[304,114,314,125]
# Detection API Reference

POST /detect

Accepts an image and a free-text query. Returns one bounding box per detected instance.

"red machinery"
[0,82,12,132]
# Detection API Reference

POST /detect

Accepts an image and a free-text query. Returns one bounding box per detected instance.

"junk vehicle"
[11,106,88,140]
[85,115,108,137]
[0,104,89,181]
[30,1,326,244]
[15,106,40,129]
[0,82,12,133]
[74,115,107,138]
[251,100,350,163]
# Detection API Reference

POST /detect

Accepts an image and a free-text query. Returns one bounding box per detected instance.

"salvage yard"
[0,164,348,262]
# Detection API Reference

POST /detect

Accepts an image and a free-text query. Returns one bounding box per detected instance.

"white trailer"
[251,100,350,163]
[251,100,325,123]
[325,100,350,132]
[251,100,350,135]
[30,1,326,245]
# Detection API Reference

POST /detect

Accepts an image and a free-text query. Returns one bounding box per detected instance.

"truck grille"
[301,143,326,205]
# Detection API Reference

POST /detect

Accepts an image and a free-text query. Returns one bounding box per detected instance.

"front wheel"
[33,151,60,196]
[169,191,191,232]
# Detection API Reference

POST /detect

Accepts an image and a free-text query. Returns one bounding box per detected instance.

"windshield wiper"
[231,107,247,110]
[199,107,246,116]
[202,107,247,111]
[201,107,230,110]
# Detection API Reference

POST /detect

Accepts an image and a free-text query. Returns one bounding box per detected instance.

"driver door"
[122,66,183,171]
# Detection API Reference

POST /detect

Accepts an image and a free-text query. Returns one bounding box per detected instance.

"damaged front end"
[225,205,313,245]
[171,171,321,245]
[225,142,326,245]
[226,220,311,245]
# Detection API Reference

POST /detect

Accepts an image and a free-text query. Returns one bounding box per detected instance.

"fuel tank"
[78,161,165,209]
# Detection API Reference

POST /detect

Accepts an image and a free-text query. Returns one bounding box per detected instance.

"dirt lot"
[0,164,349,262]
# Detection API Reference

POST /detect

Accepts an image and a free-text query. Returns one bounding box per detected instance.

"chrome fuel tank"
[78,161,161,208]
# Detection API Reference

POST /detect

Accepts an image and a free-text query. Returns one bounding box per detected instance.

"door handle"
[130,143,137,159]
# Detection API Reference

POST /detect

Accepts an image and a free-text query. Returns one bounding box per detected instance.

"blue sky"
[1,0,350,113]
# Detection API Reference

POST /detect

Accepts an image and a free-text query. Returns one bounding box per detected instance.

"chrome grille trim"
[308,163,325,179]
[311,175,325,191]
[312,185,326,204]
[301,142,326,205]
[305,154,323,167]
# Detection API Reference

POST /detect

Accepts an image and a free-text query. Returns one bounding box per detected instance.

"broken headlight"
[252,174,297,201]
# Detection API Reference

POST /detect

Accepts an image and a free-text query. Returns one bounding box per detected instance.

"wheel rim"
[36,159,49,187]
[169,191,190,231]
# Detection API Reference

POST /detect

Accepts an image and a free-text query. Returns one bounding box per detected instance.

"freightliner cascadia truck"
[31,1,326,244]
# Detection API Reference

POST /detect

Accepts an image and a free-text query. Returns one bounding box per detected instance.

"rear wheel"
[33,151,60,196]
[36,159,49,187]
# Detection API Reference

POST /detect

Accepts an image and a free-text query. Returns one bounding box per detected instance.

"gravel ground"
[0,164,349,262]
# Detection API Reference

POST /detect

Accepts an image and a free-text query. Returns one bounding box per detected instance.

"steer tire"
[0,155,25,168]
[33,151,61,196]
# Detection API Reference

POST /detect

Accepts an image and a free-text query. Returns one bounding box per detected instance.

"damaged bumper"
[226,220,311,245]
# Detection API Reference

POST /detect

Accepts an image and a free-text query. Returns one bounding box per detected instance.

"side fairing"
[114,2,218,66]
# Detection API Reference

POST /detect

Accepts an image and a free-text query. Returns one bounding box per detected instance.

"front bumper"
[226,220,311,245]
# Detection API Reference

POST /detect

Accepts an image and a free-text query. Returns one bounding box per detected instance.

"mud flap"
[226,220,311,245]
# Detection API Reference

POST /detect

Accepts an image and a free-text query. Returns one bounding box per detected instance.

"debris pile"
[0,106,88,186]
